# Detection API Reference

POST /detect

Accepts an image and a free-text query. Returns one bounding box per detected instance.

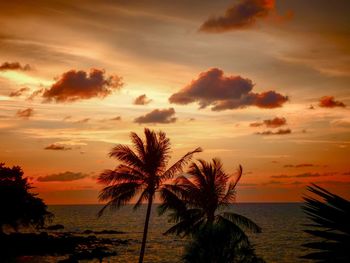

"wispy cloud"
[256,129,291,136]
[37,171,88,182]
[16,108,34,119]
[44,144,72,151]
[250,117,287,128]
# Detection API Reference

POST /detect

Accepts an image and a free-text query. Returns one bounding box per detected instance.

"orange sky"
[0,0,349,204]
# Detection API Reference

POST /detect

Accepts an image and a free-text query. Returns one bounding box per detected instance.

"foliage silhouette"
[97,128,201,263]
[0,163,52,233]
[183,223,265,263]
[301,184,350,262]
[159,158,263,261]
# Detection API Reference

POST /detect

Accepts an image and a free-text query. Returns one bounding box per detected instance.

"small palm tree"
[98,128,201,263]
[302,184,350,262]
[159,158,261,242]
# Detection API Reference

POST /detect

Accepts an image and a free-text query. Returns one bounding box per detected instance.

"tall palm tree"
[302,184,350,262]
[159,158,261,242]
[98,128,201,263]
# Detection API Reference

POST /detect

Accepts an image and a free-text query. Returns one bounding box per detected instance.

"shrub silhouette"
[0,163,52,233]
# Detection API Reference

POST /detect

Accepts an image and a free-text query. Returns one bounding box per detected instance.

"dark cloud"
[44,144,71,151]
[0,61,31,71]
[16,108,34,119]
[284,163,314,168]
[342,172,350,176]
[319,96,346,108]
[250,117,286,128]
[169,68,288,111]
[37,171,88,182]
[134,108,177,124]
[271,172,336,179]
[133,94,152,105]
[199,0,276,32]
[42,69,123,103]
[256,128,291,135]
[9,87,29,97]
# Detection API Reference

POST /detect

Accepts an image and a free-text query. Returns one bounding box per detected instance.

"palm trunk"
[138,194,153,263]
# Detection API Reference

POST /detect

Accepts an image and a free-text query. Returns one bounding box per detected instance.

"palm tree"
[97,128,201,263]
[301,184,350,262]
[159,158,261,244]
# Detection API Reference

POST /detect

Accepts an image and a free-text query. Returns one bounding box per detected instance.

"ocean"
[18,203,314,263]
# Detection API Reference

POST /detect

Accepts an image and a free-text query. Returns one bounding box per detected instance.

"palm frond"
[98,182,141,217]
[109,144,145,170]
[130,131,146,162]
[302,184,350,262]
[221,212,261,233]
[160,147,202,181]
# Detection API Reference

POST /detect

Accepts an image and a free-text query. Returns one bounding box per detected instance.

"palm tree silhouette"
[302,184,350,262]
[159,158,261,242]
[98,128,201,263]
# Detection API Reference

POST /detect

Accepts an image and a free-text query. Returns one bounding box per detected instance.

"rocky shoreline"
[0,228,129,262]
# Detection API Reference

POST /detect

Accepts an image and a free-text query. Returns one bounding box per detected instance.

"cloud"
[110,116,121,121]
[133,94,152,105]
[0,61,31,71]
[250,117,286,128]
[134,108,177,124]
[256,128,291,135]
[9,87,30,97]
[37,171,88,182]
[319,96,346,108]
[169,68,288,111]
[42,69,123,102]
[75,118,90,123]
[199,0,276,33]
[283,163,316,168]
[99,116,122,122]
[44,144,72,151]
[271,172,336,179]
[16,108,34,119]
[27,88,44,101]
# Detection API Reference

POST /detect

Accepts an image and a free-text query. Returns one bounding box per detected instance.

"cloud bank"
[134,108,177,124]
[319,96,346,108]
[199,0,275,32]
[0,61,31,71]
[42,69,123,102]
[169,68,288,111]
[134,94,152,105]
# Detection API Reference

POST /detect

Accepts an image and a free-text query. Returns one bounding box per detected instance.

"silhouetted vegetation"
[98,128,201,263]
[159,158,263,262]
[183,223,265,263]
[302,184,350,262]
[0,163,52,233]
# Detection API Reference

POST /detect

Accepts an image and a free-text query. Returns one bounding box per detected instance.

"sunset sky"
[0,0,349,204]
